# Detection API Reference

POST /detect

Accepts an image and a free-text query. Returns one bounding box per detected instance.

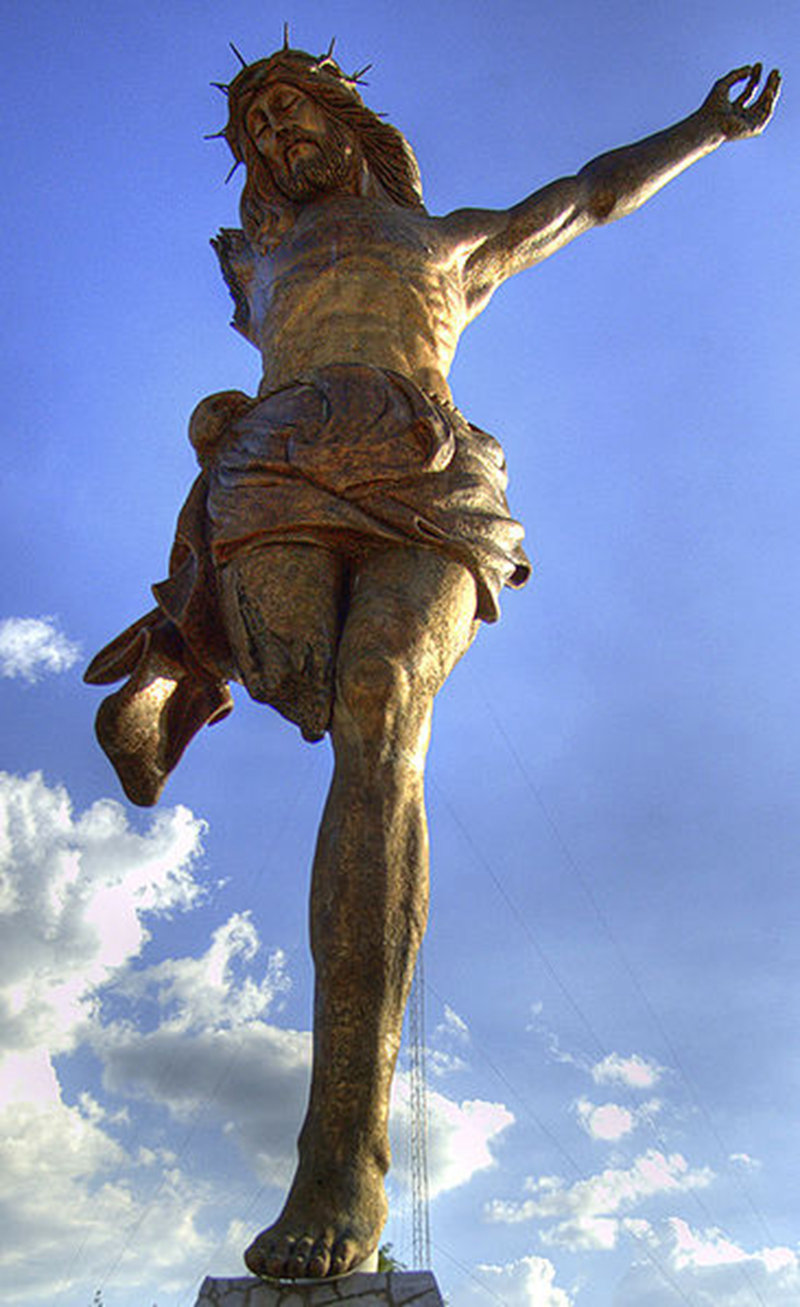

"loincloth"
[207,364,530,624]
[85,365,530,806]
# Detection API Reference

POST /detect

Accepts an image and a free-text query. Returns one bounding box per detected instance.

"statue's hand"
[701,64,781,140]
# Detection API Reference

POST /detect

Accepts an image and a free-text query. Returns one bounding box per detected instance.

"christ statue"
[86,37,779,1282]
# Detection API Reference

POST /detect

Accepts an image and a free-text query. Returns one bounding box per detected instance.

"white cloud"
[486,1150,713,1251]
[436,1003,470,1043]
[729,1151,761,1169]
[455,1254,574,1307]
[0,771,205,1060]
[591,1052,664,1090]
[0,772,222,1303]
[97,1017,312,1188]
[427,1003,470,1076]
[390,1079,514,1199]
[669,1218,796,1274]
[0,1094,216,1304]
[575,1096,661,1143]
[116,912,290,1033]
[614,1218,800,1306]
[427,1047,467,1077]
[0,616,80,682]
[527,1004,582,1069]
[576,1098,635,1142]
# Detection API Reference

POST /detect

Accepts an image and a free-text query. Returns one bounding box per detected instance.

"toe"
[244,1238,267,1277]
[307,1238,333,1278]
[288,1236,314,1277]
[257,1233,293,1278]
[330,1235,357,1277]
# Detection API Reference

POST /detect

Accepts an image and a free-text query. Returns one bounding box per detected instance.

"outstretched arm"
[450,64,780,319]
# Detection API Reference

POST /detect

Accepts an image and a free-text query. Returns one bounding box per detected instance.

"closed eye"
[267,88,300,117]
[246,106,270,138]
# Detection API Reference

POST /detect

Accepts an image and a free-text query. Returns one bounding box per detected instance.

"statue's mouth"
[279,133,319,163]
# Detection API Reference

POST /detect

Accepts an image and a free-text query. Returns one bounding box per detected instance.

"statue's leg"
[245,545,479,1280]
[218,543,345,740]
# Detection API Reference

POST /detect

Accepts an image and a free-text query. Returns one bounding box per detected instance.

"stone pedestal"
[193,1271,444,1306]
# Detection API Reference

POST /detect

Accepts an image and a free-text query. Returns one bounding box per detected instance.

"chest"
[265,203,457,301]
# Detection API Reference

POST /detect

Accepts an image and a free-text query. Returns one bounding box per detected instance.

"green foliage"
[377,1241,408,1272]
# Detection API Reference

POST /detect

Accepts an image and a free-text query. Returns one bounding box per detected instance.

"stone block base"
[194,1271,444,1305]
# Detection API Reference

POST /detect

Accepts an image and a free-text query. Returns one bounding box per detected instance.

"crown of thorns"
[206,26,378,184]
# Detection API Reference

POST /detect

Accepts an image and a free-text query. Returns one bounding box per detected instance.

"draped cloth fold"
[86,365,530,806]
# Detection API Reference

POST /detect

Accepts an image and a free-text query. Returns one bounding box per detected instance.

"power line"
[424,980,702,1307]
[477,685,780,1256]
[429,768,771,1307]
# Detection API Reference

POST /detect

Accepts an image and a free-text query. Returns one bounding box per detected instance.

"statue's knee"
[336,652,412,738]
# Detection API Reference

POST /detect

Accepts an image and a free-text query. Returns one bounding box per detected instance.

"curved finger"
[766,67,782,97]
[734,62,762,107]
[716,64,753,95]
[749,67,782,125]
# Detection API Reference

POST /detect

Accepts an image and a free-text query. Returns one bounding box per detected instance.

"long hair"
[220,49,425,249]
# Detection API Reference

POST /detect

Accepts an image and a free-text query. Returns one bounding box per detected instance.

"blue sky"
[1,2,797,1304]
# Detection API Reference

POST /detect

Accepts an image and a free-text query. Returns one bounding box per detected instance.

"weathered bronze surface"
[85,41,779,1282]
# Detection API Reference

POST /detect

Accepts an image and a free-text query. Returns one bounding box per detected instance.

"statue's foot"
[244,1158,388,1280]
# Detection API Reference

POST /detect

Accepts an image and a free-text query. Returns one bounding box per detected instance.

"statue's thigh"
[340,546,479,702]
[219,543,345,739]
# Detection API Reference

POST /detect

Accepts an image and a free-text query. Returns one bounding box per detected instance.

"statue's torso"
[249,197,466,402]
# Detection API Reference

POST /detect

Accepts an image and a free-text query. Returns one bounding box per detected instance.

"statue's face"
[244,81,361,200]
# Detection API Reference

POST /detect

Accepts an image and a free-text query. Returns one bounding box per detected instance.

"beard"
[270,118,359,200]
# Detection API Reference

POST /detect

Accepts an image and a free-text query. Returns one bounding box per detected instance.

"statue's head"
[215,42,425,248]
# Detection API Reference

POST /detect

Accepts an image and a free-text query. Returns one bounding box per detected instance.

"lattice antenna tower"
[408,943,431,1268]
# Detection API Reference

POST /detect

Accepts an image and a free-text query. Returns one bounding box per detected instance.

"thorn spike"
[351,63,373,82]
[204,130,227,140]
[210,81,230,95]
[224,159,243,184]
[326,37,336,59]
[229,41,248,68]
[283,21,290,51]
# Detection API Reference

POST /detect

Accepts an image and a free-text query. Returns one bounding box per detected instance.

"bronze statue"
[85,38,779,1282]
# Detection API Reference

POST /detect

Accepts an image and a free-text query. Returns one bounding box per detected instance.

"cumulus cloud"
[436,1003,470,1043]
[0,772,218,1303]
[591,1052,664,1090]
[575,1096,661,1143]
[0,616,80,682]
[729,1152,761,1169]
[0,771,205,1060]
[96,1008,312,1189]
[390,1081,514,1199]
[615,1218,800,1306]
[115,912,290,1033]
[428,1002,470,1077]
[456,1254,574,1307]
[0,1094,216,1303]
[427,1047,467,1077]
[576,1098,635,1142]
[527,1003,583,1069]
[486,1150,713,1251]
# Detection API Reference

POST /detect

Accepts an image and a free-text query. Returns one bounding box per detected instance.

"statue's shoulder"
[211,227,260,345]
